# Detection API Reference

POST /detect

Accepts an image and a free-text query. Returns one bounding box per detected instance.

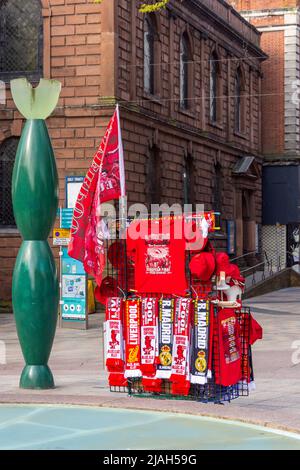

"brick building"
[230,0,300,267]
[0,0,266,302]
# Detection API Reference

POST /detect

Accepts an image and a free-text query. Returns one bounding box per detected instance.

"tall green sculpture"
[11,78,61,389]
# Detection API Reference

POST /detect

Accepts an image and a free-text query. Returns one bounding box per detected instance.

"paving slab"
[1,289,300,435]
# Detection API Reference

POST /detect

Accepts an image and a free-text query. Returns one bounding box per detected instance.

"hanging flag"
[68,105,125,285]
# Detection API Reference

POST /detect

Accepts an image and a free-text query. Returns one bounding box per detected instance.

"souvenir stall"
[99,213,263,404]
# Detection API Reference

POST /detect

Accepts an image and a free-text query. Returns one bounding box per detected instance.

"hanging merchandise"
[127,217,188,295]
[156,298,175,379]
[216,308,242,387]
[190,300,210,385]
[105,297,126,387]
[124,299,142,378]
[102,215,263,404]
[170,297,192,396]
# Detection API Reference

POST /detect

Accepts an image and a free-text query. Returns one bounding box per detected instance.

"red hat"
[189,252,216,281]
[225,263,245,285]
[216,252,230,275]
[95,276,118,305]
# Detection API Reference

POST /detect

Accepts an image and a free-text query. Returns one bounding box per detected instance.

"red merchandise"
[189,252,216,281]
[250,315,263,345]
[216,252,230,275]
[105,297,126,387]
[124,299,142,378]
[68,106,125,285]
[170,298,192,385]
[216,308,242,386]
[95,276,118,305]
[127,218,188,295]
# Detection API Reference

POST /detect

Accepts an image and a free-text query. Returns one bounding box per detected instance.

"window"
[213,163,222,213]
[0,137,18,227]
[0,0,43,82]
[183,153,195,207]
[210,52,220,123]
[180,33,193,110]
[146,145,161,205]
[235,66,245,133]
[144,15,156,95]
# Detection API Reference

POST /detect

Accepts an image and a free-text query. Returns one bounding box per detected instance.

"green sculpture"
[11,78,61,389]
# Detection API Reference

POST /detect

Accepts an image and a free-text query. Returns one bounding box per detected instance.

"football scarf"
[170,298,192,384]
[105,297,124,373]
[140,298,159,376]
[124,299,142,378]
[156,298,174,379]
[216,308,242,386]
[190,299,210,385]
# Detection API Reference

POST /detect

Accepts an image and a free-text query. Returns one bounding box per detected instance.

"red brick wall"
[0,0,264,301]
[230,1,300,9]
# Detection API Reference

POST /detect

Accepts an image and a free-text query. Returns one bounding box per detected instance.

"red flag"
[68,105,125,285]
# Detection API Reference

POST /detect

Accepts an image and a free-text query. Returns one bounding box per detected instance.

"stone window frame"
[209,47,223,127]
[0,0,51,84]
[234,64,246,136]
[143,13,162,100]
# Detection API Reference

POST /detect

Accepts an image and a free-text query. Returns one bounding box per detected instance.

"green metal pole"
[11,78,61,389]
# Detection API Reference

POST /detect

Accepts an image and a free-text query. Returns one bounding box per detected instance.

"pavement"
[1,287,300,435]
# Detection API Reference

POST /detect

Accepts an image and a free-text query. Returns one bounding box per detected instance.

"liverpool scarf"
[156,298,174,379]
[105,297,124,372]
[190,299,210,385]
[170,298,192,384]
[124,299,142,378]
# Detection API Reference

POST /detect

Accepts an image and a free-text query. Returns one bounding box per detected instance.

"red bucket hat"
[216,252,230,275]
[108,241,126,269]
[189,252,216,281]
[95,276,118,305]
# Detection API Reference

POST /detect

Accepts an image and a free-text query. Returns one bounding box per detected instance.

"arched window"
[146,145,161,205]
[210,51,220,123]
[235,66,245,133]
[180,32,193,110]
[0,0,43,81]
[144,15,156,95]
[0,137,19,227]
[213,163,222,213]
[183,153,195,207]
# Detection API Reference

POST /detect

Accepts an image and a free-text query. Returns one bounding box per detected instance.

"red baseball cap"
[189,252,216,281]
[95,276,118,305]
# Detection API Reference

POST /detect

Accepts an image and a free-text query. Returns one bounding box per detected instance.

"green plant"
[93,0,170,12]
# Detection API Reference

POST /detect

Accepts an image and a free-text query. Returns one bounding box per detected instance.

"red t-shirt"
[127,218,188,295]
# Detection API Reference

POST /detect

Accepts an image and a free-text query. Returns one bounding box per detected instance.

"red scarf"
[105,297,127,387]
[215,308,242,386]
[170,298,192,396]
[124,299,142,378]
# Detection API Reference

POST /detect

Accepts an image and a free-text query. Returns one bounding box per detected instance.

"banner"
[124,299,142,378]
[68,105,125,286]
[156,298,174,379]
[170,298,192,384]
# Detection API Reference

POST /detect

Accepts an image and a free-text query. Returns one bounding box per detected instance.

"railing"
[232,250,292,290]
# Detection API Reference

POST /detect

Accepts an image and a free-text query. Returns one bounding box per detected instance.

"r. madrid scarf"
[155,298,174,379]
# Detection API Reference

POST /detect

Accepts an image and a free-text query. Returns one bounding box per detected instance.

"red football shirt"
[127,218,188,295]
